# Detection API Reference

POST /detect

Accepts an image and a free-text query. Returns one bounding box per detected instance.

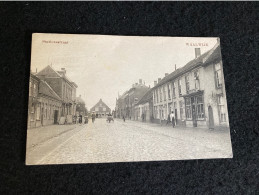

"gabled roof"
[37,65,78,88]
[136,89,153,105]
[39,80,62,101]
[153,43,220,89]
[90,99,111,111]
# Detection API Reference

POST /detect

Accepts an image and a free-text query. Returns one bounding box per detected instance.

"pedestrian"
[166,113,171,125]
[170,111,175,128]
[84,116,88,124]
[142,113,144,122]
[123,115,125,122]
[91,113,96,123]
[79,114,82,124]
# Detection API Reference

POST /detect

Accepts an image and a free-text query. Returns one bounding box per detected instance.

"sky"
[31,33,218,110]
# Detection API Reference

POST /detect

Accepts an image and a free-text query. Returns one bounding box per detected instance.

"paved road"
[32,118,232,165]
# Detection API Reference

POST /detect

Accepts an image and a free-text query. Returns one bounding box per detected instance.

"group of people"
[72,113,96,124]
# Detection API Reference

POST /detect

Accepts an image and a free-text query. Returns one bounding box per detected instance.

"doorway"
[191,97,197,127]
[41,107,44,126]
[54,110,58,124]
[208,106,214,129]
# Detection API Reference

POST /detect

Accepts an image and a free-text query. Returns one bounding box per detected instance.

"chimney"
[61,68,66,74]
[139,79,142,84]
[195,48,201,58]
[154,81,157,86]
[158,78,161,83]
[165,73,169,77]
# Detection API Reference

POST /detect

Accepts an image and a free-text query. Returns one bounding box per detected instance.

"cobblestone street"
[26,118,232,165]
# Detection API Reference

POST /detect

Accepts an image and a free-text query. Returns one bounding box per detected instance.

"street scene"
[27,118,232,165]
[26,34,233,165]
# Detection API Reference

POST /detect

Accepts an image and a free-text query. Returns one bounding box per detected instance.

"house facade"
[115,79,149,120]
[27,73,63,128]
[134,89,154,122]
[27,73,41,128]
[152,42,229,129]
[36,66,78,119]
[90,99,111,117]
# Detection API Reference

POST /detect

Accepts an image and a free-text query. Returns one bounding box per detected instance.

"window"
[194,70,200,90]
[172,81,176,97]
[159,88,162,102]
[33,84,37,96]
[185,74,190,93]
[153,92,156,103]
[215,63,222,88]
[179,101,183,119]
[163,86,166,101]
[218,95,226,122]
[196,96,204,119]
[178,79,182,95]
[100,103,102,106]
[185,98,192,120]
[95,107,99,111]
[36,104,40,120]
[103,107,106,111]
[167,84,171,99]
[156,90,159,103]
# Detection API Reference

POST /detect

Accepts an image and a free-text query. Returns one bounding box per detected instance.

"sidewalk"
[26,124,86,165]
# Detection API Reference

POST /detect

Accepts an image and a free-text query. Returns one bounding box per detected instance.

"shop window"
[215,63,222,88]
[196,96,204,119]
[185,98,192,120]
[217,95,226,122]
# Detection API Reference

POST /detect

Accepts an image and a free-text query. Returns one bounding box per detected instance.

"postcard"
[26,33,232,165]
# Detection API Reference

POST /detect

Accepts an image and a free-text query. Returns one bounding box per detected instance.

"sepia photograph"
[26,33,233,165]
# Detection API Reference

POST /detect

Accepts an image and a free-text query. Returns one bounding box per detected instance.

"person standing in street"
[170,111,175,128]
[166,113,171,125]
[91,113,96,123]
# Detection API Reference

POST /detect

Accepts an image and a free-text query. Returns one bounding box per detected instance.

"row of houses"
[27,65,86,128]
[115,42,229,129]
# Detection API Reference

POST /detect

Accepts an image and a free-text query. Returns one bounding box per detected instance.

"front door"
[54,110,58,124]
[41,107,44,126]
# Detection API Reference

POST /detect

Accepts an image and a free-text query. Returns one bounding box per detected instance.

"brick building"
[36,66,78,119]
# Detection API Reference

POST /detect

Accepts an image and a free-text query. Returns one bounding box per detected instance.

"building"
[115,79,149,120]
[134,89,154,122]
[90,99,111,117]
[37,80,63,126]
[152,41,229,129]
[27,73,63,128]
[76,95,87,116]
[36,66,78,119]
[27,73,41,128]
